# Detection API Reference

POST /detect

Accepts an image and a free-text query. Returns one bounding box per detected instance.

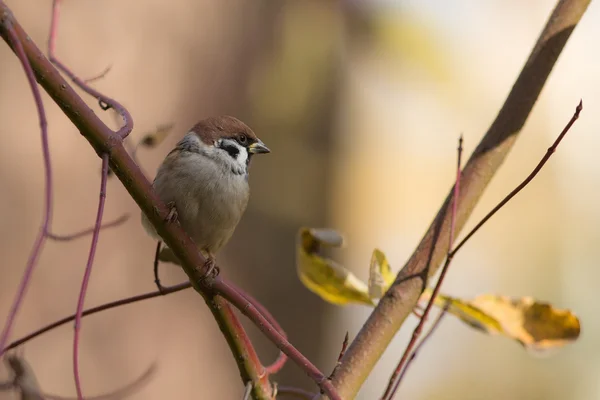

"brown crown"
[191,115,258,145]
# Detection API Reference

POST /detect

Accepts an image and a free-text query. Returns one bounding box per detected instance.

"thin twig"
[153,241,164,292]
[328,332,349,380]
[0,12,52,357]
[48,0,132,139]
[450,101,582,256]
[382,135,463,400]
[83,65,112,84]
[47,214,129,241]
[382,101,581,399]
[73,154,109,399]
[393,302,449,389]
[3,282,193,353]
[327,2,589,396]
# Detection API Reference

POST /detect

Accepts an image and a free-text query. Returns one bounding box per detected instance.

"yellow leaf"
[368,248,394,299]
[295,229,580,353]
[421,291,580,352]
[296,228,373,305]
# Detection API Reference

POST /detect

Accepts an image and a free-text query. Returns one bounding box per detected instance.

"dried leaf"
[368,248,394,299]
[295,228,581,352]
[296,228,373,305]
[421,291,581,352]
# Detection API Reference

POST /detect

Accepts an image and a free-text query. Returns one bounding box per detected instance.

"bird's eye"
[238,134,247,144]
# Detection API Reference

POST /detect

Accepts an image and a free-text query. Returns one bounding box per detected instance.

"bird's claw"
[202,257,220,280]
[165,201,178,223]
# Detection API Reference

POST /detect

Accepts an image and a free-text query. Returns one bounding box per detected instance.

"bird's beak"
[248,140,270,154]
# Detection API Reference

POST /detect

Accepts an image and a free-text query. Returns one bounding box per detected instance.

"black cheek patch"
[222,143,240,159]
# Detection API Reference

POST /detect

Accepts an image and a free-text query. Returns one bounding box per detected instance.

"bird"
[141,115,270,285]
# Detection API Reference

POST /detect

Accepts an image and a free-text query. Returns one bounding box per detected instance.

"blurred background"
[0,0,598,399]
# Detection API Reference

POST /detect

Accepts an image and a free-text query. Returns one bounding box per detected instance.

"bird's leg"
[202,253,220,279]
[165,201,178,223]
[153,241,167,294]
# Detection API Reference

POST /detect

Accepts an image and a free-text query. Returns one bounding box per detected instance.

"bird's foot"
[202,256,220,280]
[165,201,178,223]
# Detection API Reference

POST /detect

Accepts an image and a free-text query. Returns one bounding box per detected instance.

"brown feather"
[190,115,258,145]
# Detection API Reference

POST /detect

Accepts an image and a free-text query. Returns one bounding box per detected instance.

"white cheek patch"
[236,145,248,165]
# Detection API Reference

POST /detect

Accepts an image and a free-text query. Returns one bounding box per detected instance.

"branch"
[0,3,337,398]
[391,303,449,393]
[47,214,129,241]
[328,1,590,397]
[0,6,52,357]
[4,282,193,352]
[48,0,132,139]
[73,154,109,399]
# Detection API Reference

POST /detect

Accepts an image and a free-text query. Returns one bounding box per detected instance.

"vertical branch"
[72,154,109,399]
[328,2,590,397]
[0,11,52,356]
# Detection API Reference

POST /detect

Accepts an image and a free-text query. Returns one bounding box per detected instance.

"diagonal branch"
[327,0,591,397]
[0,3,337,399]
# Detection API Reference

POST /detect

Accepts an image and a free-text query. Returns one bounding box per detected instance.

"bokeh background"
[0,1,599,399]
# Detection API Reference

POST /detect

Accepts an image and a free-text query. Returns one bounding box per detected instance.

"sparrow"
[141,115,270,280]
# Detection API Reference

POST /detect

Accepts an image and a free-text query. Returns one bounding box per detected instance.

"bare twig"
[383,101,581,399]
[382,136,464,400]
[47,214,129,242]
[73,154,109,399]
[3,282,193,352]
[0,10,52,357]
[328,332,349,380]
[328,2,590,397]
[395,303,449,389]
[83,65,112,84]
[3,354,156,400]
[450,101,582,256]
[48,0,132,139]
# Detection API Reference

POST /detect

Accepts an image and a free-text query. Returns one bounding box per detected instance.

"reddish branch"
[48,0,132,139]
[73,154,109,399]
[0,2,339,399]
[47,214,129,241]
[0,8,53,358]
[3,282,191,352]
[450,101,582,256]
[392,304,449,389]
